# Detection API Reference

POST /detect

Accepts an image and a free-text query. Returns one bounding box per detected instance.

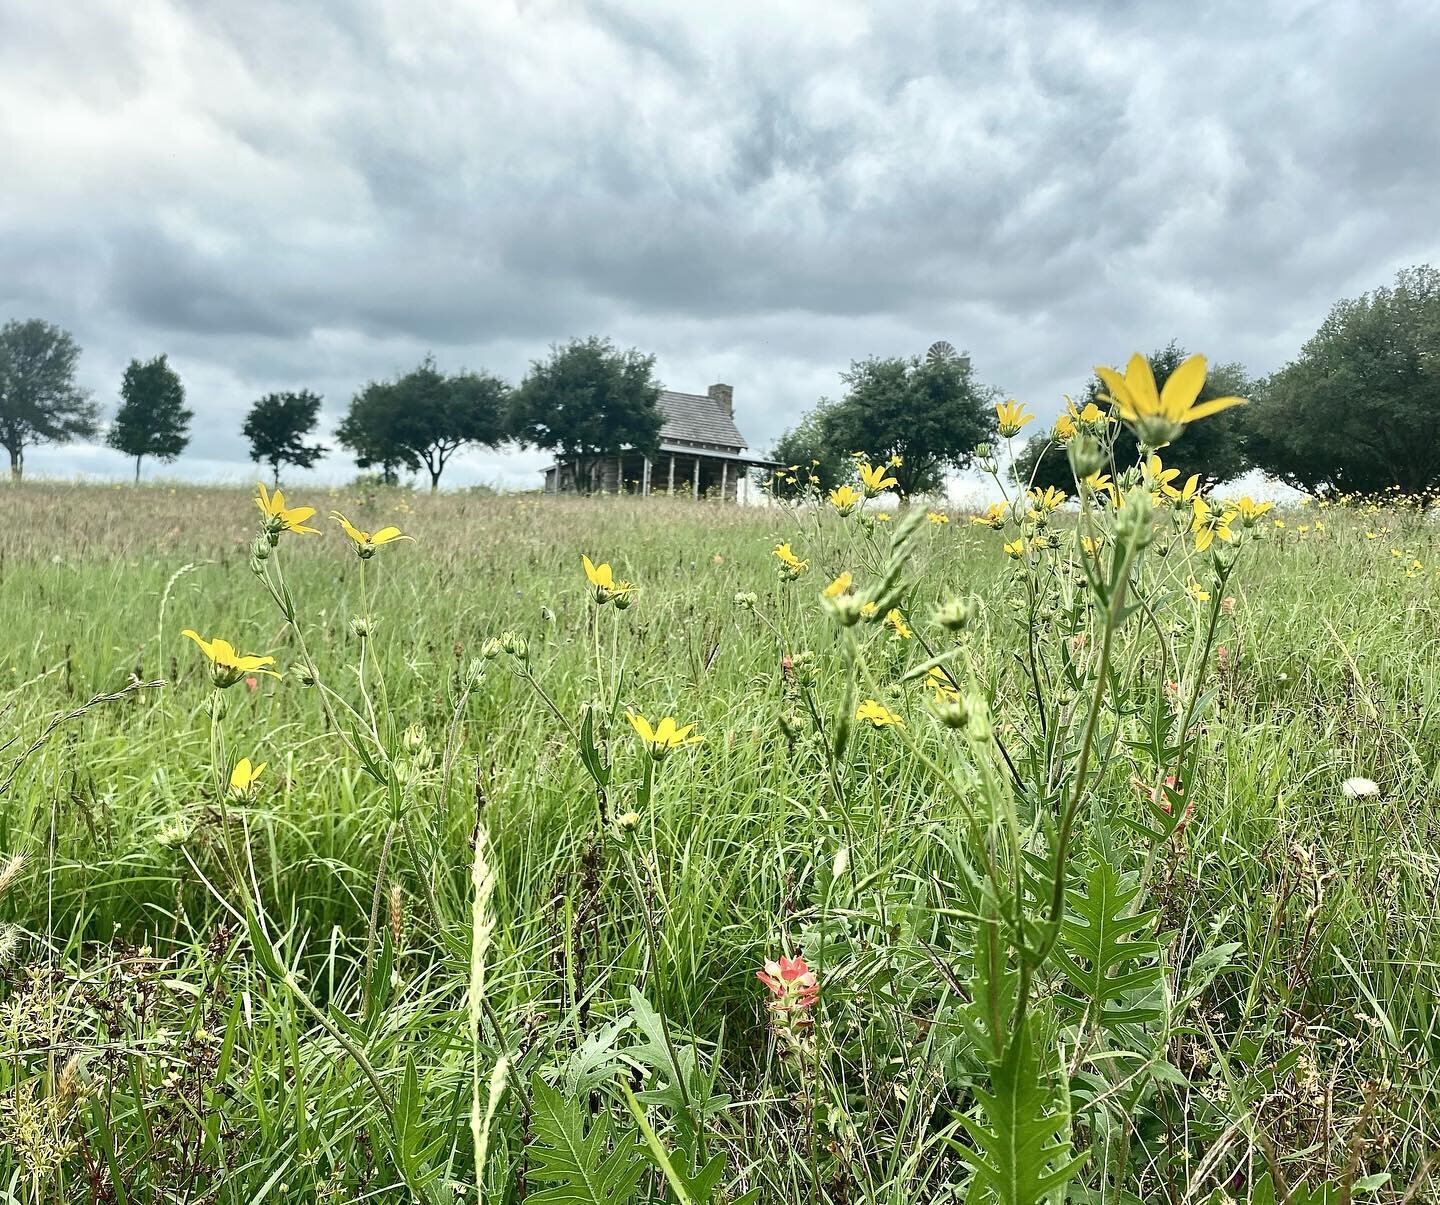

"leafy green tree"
[1014,343,1252,494]
[242,390,327,486]
[1244,265,1440,496]
[508,336,663,493]
[767,405,848,499]
[0,318,98,482]
[337,356,508,491]
[107,354,191,482]
[337,380,406,485]
[817,352,997,496]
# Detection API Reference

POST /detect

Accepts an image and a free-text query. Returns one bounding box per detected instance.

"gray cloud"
[2,0,1438,489]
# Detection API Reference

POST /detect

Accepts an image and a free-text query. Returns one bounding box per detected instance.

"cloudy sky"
[3,0,1438,491]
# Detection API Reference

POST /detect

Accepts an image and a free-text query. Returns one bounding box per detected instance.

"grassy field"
[2,478,1439,1203]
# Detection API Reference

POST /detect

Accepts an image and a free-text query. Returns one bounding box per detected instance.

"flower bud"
[500,631,528,660]
[734,591,758,610]
[615,810,641,832]
[778,710,805,740]
[292,664,318,687]
[349,615,373,639]
[1067,433,1104,480]
[480,636,503,659]
[1114,486,1155,553]
[934,596,978,632]
[250,536,272,563]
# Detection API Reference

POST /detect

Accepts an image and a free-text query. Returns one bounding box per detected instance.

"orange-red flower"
[757,954,819,1013]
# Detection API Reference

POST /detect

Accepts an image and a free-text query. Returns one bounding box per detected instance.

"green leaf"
[1052,858,1163,1032]
[952,1018,1086,1204]
[528,1075,649,1205]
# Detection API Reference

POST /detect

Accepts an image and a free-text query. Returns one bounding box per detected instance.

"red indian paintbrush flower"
[757,954,819,1013]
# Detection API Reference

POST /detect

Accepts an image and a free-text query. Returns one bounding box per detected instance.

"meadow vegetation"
[3,367,1440,1202]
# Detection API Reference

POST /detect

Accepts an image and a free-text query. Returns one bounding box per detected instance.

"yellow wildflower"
[772,542,809,578]
[331,511,411,558]
[229,757,267,795]
[1186,578,1211,604]
[1003,538,1026,559]
[181,630,280,688]
[828,484,862,516]
[994,399,1035,438]
[1028,486,1066,515]
[887,454,904,467]
[625,712,702,759]
[1083,473,1118,505]
[824,571,854,599]
[927,667,961,700]
[856,699,903,728]
[883,609,912,639]
[875,512,892,523]
[581,554,632,605]
[1096,353,1247,446]
[926,510,950,525]
[1191,497,1236,552]
[860,601,879,619]
[857,462,898,497]
[971,502,1008,530]
[1233,496,1274,525]
[255,482,319,536]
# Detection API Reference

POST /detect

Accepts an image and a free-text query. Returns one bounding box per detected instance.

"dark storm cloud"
[1,0,1438,487]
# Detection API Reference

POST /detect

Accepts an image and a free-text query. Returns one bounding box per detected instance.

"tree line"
[2,264,1436,493]
[0,334,667,489]
[769,264,1440,499]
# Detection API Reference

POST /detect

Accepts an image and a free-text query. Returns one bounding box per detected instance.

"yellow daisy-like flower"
[1233,496,1274,524]
[994,399,1035,438]
[581,554,632,604]
[1003,538,1026,559]
[255,482,319,536]
[331,511,411,559]
[926,510,950,525]
[1083,472,1118,505]
[855,699,903,728]
[1191,497,1236,552]
[181,630,280,689]
[927,666,961,701]
[824,571,854,599]
[625,711,702,759]
[771,542,808,577]
[887,453,903,468]
[857,462,898,497]
[860,601,879,619]
[828,484,862,515]
[1186,578,1211,604]
[229,757,267,795]
[1095,353,1247,446]
[1028,486,1066,515]
[1053,413,1077,441]
[971,502,1008,530]
[875,512,892,523]
[883,609,912,639]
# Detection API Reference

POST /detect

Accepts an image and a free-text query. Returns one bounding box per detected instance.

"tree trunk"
[272,462,281,489]
[9,445,21,484]
[429,466,441,493]
[135,454,143,484]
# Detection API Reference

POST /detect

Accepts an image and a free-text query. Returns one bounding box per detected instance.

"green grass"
[2,480,1438,1202]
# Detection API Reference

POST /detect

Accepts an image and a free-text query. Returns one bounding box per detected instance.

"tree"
[0,318,98,482]
[1014,343,1253,494]
[816,352,998,496]
[508,336,663,493]
[768,405,848,499]
[242,391,327,486]
[337,380,407,485]
[337,356,508,491]
[107,354,192,482]
[1244,265,1440,496]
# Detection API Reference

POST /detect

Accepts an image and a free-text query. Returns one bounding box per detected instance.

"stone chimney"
[707,382,733,416]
